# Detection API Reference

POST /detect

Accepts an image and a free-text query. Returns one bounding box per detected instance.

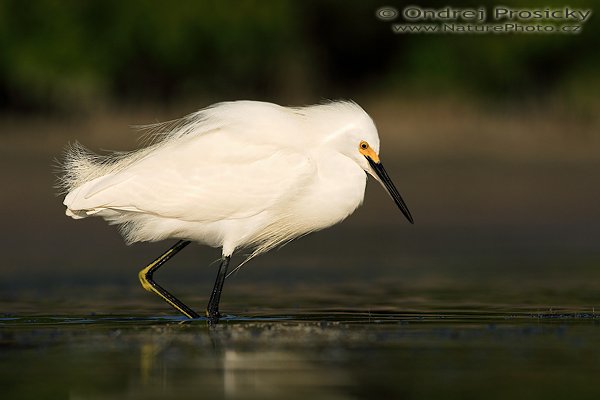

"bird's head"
[313,101,414,224]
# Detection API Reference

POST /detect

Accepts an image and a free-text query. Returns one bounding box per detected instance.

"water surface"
[2,283,600,400]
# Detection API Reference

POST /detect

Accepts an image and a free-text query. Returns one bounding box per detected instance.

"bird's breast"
[289,153,366,230]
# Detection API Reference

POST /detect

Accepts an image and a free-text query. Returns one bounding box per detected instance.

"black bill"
[366,157,414,224]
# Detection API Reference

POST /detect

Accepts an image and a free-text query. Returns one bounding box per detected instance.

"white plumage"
[60,100,414,319]
[60,100,391,259]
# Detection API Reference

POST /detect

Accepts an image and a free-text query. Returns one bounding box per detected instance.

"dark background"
[0,0,599,312]
[1,0,598,110]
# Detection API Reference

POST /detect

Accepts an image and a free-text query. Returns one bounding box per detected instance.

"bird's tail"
[57,142,125,219]
[56,142,105,195]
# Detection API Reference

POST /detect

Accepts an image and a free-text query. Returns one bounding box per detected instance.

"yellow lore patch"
[358,141,380,163]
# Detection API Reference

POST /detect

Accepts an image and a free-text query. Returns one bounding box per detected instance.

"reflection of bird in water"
[60,100,413,321]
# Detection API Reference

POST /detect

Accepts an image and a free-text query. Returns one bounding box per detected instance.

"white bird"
[59,100,413,321]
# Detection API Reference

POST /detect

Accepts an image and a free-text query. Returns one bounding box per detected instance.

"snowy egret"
[59,100,413,321]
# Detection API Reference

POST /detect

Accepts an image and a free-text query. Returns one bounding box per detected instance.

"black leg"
[206,256,231,321]
[138,240,200,319]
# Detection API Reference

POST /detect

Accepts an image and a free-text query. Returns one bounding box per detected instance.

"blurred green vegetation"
[0,0,597,112]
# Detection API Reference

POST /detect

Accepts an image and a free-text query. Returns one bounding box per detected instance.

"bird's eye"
[360,141,369,150]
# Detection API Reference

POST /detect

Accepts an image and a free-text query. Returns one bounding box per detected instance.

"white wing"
[64,131,315,222]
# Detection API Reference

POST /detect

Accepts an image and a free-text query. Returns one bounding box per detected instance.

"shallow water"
[3,292,600,400]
